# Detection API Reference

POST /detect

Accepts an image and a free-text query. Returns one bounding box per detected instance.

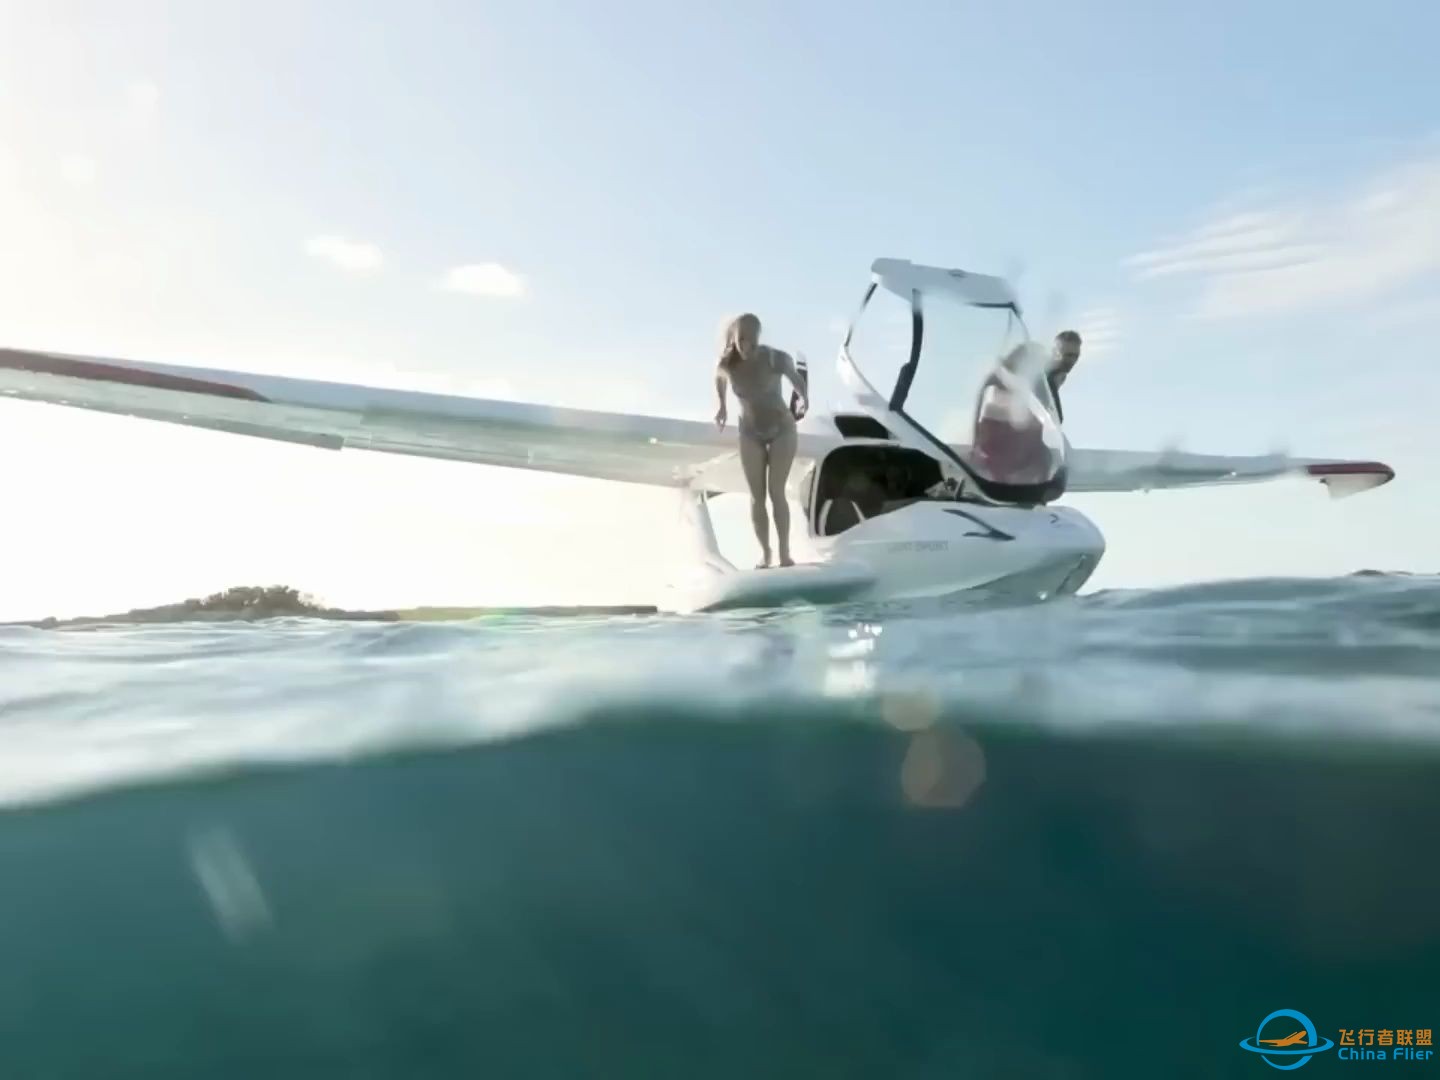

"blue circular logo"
[1239,1009,1335,1071]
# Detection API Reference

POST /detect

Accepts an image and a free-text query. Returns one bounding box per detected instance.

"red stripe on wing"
[0,349,272,403]
[1305,461,1395,481]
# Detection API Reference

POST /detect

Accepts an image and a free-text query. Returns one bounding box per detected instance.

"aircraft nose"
[1050,508,1106,557]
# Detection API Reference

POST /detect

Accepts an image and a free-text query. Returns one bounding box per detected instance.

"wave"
[3,573,1440,810]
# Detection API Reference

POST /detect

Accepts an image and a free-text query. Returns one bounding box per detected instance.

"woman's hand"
[714,371,728,430]
[791,396,809,421]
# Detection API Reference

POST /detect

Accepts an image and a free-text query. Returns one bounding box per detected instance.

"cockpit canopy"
[840,258,1068,505]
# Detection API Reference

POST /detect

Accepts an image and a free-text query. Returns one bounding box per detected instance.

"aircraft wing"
[1060,446,1395,499]
[0,347,836,496]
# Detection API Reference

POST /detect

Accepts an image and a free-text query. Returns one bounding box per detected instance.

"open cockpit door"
[837,258,1068,506]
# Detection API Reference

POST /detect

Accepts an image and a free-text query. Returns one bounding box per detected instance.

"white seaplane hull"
[819,501,1103,602]
[663,494,1104,614]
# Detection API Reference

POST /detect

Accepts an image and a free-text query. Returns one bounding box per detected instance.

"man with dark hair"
[1049,330,1082,423]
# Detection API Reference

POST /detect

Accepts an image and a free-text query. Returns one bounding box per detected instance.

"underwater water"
[2,573,1439,1078]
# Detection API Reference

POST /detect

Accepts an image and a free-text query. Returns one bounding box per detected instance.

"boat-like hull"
[822,501,1103,603]
[661,498,1104,614]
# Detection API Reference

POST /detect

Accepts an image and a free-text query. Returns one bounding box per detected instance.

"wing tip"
[1305,460,1395,498]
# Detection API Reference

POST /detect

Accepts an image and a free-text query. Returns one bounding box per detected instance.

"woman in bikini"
[713,313,809,568]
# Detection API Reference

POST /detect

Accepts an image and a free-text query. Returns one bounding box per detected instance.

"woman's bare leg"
[739,431,772,567]
[768,426,798,566]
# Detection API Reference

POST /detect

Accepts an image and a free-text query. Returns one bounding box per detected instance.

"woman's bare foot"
[778,554,795,568]
[756,552,772,569]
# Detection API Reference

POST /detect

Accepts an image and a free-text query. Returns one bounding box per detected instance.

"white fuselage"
[662,488,1105,613]
[817,499,1105,602]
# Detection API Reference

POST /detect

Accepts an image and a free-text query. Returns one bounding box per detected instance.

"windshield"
[842,261,1068,505]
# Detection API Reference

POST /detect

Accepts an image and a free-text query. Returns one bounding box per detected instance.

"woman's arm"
[714,368,728,429]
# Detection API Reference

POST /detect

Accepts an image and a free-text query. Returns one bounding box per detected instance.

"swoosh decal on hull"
[942,507,1015,542]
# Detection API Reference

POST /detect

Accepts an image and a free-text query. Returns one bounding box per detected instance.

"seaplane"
[0,258,1395,614]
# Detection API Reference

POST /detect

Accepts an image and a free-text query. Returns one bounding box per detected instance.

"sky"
[1,0,1438,618]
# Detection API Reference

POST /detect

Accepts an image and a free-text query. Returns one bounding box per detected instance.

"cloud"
[1127,212,1323,279]
[59,154,97,188]
[440,262,526,298]
[1363,295,1440,331]
[1126,156,1440,319]
[91,252,147,280]
[1070,308,1121,359]
[126,80,161,116]
[305,235,383,273]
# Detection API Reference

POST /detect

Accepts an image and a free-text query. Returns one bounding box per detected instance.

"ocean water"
[2,573,1439,1078]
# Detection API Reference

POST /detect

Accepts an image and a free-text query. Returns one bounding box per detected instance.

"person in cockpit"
[1048,330,1082,423]
[970,345,1055,485]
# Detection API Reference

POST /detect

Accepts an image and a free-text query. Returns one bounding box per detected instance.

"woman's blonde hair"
[718,312,761,370]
